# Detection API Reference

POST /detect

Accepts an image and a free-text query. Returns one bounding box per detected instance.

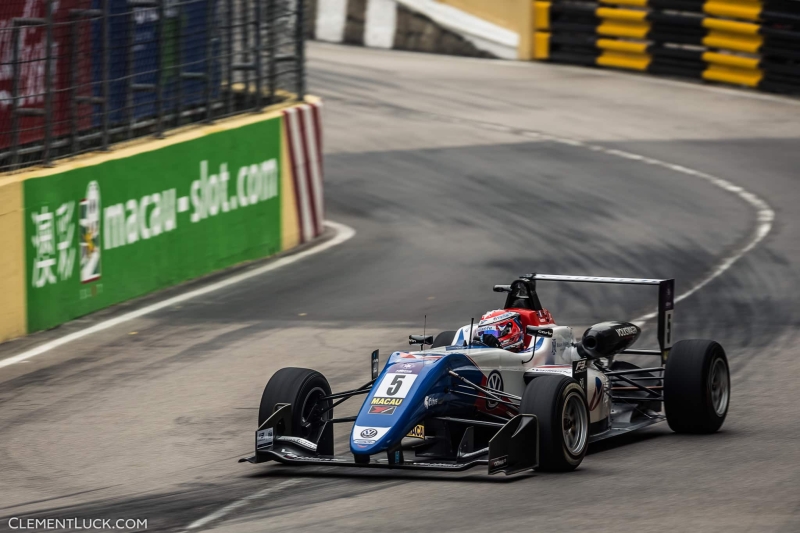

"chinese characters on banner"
[30,180,101,297]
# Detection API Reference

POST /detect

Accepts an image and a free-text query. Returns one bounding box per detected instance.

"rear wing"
[495,274,674,364]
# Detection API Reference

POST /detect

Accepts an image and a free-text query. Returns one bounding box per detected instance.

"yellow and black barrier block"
[536,31,707,77]
[598,0,800,24]
[534,0,800,94]
[535,29,799,92]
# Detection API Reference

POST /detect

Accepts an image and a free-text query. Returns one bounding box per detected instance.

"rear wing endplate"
[519,274,674,364]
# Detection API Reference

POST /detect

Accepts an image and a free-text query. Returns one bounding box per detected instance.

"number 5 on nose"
[376,373,417,398]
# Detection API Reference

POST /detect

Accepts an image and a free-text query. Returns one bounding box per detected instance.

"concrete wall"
[436,0,532,59]
[0,178,26,343]
[310,0,518,58]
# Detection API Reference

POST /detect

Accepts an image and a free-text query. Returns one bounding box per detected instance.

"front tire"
[258,367,332,442]
[521,375,589,472]
[664,339,730,434]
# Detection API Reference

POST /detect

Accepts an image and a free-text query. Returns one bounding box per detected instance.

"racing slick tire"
[521,375,589,472]
[432,330,458,348]
[664,339,730,434]
[258,368,332,442]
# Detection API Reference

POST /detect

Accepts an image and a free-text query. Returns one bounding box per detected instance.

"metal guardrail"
[0,0,305,172]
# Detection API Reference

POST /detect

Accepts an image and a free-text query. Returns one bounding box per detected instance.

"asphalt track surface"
[2,43,800,532]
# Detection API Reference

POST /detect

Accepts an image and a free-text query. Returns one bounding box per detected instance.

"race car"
[240,274,730,474]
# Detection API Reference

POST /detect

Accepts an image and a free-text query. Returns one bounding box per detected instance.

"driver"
[474,310,524,352]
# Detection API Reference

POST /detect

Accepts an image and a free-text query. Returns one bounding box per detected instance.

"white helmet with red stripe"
[476,309,525,352]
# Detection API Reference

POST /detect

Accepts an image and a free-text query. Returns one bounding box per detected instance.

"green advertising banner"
[24,116,282,332]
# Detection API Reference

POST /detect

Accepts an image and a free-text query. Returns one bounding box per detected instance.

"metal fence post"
[226,0,234,115]
[43,0,55,165]
[175,0,183,126]
[266,0,276,105]
[241,0,251,108]
[126,2,136,139]
[156,0,165,137]
[102,0,110,150]
[254,0,263,110]
[10,25,21,170]
[70,12,79,155]
[205,0,214,122]
[296,0,305,100]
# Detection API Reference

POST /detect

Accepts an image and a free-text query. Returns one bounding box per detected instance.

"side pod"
[487,415,539,475]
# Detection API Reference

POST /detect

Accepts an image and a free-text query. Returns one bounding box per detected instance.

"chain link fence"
[0,0,305,172]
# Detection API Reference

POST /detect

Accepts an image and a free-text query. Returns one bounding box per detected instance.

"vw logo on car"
[360,428,378,438]
[486,371,504,410]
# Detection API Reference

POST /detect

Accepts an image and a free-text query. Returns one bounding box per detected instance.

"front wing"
[240,446,490,472]
[239,404,539,475]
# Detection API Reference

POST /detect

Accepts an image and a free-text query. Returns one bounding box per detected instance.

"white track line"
[625,159,774,323]
[0,221,356,369]
[184,478,305,531]
[540,133,774,325]
[410,108,775,323]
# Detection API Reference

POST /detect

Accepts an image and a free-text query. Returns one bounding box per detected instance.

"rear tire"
[664,339,730,434]
[258,368,332,442]
[521,375,589,472]
[432,330,458,348]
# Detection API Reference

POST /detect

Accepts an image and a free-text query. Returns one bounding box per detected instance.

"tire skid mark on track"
[182,475,411,532]
[568,143,775,322]
[183,478,305,532]
[320,91,775,326]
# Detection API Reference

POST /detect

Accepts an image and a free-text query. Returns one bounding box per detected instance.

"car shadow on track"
[586,425,739,455]
[586,427,666,454]
[239,425,737,482]
[244,466,536,484]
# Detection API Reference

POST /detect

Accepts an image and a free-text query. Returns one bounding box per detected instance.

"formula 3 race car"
[240,274,730,474]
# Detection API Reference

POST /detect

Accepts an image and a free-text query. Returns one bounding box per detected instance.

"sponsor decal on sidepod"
[588,377,604,411]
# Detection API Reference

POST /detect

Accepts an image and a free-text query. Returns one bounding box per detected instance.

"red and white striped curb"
[284,102,324,243]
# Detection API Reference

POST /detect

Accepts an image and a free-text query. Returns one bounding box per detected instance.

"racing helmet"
[476,310,524,351]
